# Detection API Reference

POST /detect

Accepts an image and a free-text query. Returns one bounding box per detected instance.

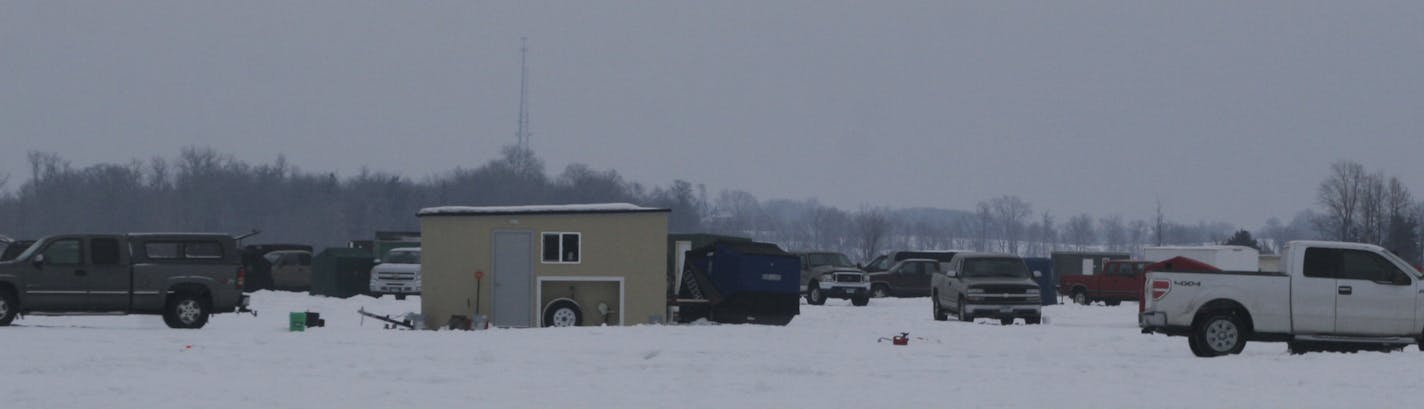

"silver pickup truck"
[1140,240,1424,357]
[0,233,251,329]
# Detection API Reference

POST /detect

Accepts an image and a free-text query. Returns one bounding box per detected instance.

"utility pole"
[516,37,531,150]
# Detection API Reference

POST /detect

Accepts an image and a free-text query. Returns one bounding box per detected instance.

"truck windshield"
[962,258,1029,278]
[805,253,853,268]
[385,250,420,264]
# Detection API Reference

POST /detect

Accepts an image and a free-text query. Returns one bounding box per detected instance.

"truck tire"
[872,285,890,298]
[1104,300,1122,306]
[1072,289,1090,305]
[543,300,583,327]
[1025,316,1042,325]
[395,294,407,301]
[0,289,17,326]
[1189,335,1212,356]
[957,298,972,322]
[1192,313,1246,357]
[999,317,1014,326]
[806,284,827,305]
[932,293,947,321]
[851,294,870,307]
[164,293,210,329]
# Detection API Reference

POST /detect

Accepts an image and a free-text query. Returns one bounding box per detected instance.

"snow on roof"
[418,203,668,217]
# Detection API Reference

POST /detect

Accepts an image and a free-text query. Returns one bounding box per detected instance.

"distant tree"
[1222,229,1261,250]
[1315,161,1367,241]
[1384,214,1420,265]
[1153,199,1166,246]
[990,195,1032,254]
[1099,215,1126,252]
[853,207,891,262]
[972,202,994,252]
[1065,213,1096,250]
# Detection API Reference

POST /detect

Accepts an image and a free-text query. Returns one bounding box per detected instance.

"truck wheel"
[872,285,890,298]
[164,293,210,329]
[999,317,1014,326]
[851,294,870,307]
[1025,316,1042,325]
[806,285,826,305]
[1072,290,1089,305]
[542,300,583,327]
[1189,336,1212,357]
[395,294,406,301]
[0,289,17,326]
[932,293,947,321]
[1104,300,1121,306]
[957,298,972,322]
[1193,314,1246,357]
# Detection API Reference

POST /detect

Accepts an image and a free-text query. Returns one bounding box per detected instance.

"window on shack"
[542,232,580,263]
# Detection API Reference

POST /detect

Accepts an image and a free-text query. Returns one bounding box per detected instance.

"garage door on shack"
[417,203,669,329]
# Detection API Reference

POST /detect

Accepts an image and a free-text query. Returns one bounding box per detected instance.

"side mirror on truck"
[32,254,45,268]
[1033,270,1042,278]
[945,270,958,278]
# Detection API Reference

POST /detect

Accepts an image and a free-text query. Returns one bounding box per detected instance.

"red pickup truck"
[1058,260,1150,306]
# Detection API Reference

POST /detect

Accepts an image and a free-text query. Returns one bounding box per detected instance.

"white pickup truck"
[1140,240,1424,357]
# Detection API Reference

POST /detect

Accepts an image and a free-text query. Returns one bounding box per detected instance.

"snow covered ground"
[4,292,1419,409]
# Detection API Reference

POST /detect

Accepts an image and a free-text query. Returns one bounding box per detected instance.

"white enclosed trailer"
[1142,245,1260,271]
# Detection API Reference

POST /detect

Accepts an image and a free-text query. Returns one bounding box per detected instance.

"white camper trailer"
[1142,245,1260,271]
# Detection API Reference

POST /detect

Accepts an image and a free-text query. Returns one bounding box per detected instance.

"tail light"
[236,266,247,290]
[1149,279,1171,301]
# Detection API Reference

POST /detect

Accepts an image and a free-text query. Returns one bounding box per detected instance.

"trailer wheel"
[1192,313,1246,357]
[0,288,17,326]
[543,300,583,327]
[164,292,210,329]
[806,284,827,305]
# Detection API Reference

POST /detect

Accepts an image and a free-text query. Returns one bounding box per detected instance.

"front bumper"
[964,303,1041,319]
[371,280,421,295]
[818,282,871,299]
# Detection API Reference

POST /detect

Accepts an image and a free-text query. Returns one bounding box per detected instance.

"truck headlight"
[1026,288,1040,295]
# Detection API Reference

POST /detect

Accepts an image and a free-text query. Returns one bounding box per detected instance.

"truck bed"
[1142,270,1292,335]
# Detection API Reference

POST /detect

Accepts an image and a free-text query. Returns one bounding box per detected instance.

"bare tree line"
[2,151,1415,264]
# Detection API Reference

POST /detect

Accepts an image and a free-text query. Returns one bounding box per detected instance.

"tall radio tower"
[516,37,531,150]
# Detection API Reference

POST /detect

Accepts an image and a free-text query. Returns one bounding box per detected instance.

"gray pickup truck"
[931,252,1043,325]
[0,233,251,329]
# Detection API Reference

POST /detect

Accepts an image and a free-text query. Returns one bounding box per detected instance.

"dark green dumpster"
[309,247,376,298]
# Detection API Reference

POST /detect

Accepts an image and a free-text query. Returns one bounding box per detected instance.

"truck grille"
[976,285,1032,294]
[377,273,416,281]
[834,274,863,283]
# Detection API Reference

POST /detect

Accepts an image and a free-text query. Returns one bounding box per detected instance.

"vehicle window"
[298,254,312,265]
[867,256,888,271]
[91,238,121,265]
[386,250,420,264]
[805,253,853,268]
[1302,248,1340,279]
[185,242,223,259]
[961,258,1030,278]
[145,242,180,259]
[1340,249,1407,283]
[43,239,83,265]
[923,262,940,274]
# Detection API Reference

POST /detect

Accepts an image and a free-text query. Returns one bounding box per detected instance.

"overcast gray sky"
[2,1,1421,227]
